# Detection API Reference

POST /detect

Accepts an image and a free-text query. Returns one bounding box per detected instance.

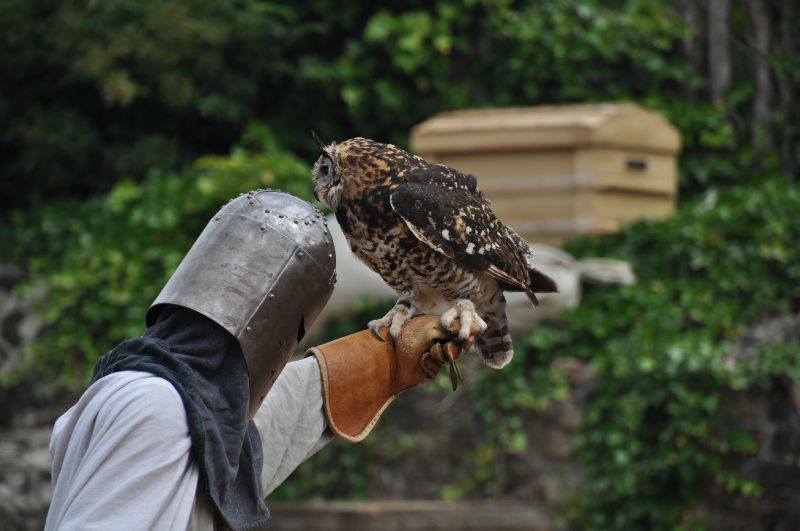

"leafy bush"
[0,0,303,207]
[464,177,800,529]
[4,124,312,385]
[307,0,794,197]
[4,0,796,209]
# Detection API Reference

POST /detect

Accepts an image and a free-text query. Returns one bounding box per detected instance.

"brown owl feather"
[312,136,557,369]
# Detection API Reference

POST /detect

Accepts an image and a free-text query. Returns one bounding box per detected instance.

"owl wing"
[389,167,530,290]
[403,161,485,197]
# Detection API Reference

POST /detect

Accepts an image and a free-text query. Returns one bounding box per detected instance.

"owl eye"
[321,158,339,184]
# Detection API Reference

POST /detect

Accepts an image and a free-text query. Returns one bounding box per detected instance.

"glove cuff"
[305,329,397,442]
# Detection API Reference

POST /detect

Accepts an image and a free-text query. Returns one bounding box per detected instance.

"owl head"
[311,131,345,211]
[312,134,417,211]
[311,130,347,211]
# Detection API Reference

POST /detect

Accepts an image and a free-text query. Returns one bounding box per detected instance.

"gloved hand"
[305,315,479,442]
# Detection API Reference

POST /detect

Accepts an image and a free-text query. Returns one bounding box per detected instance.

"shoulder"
[48,372,198,531]
[112,373,185,430]
[114,373,182,407]
[80,372,188,441]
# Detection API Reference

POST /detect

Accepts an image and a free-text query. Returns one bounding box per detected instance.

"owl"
[311,135,557,369]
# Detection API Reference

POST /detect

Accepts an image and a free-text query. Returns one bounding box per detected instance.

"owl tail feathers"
[526,267,559,307]
[476,312,514,369]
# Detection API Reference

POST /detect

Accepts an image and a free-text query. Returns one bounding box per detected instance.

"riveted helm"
[146,190,336,418]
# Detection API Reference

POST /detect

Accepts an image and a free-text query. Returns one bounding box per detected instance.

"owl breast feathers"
[312,136,557,369]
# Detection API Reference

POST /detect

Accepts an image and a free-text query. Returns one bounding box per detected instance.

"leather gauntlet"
[305,315,471,442]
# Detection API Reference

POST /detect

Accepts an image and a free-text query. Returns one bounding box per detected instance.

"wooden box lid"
[411,103,681,156]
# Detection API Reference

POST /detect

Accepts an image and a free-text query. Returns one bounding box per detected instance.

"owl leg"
[440,299,488,343]
[368,298,418,342]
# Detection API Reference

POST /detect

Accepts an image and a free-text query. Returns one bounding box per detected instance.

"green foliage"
[3,0,796,210]
[466,178,800,529]
[339,0,689,137]
[5,124,312,385]
[322,0,793,195]
[0,0,317,208]
[269,438,370,501]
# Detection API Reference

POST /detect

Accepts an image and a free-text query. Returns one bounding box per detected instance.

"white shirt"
[45,357,330,530]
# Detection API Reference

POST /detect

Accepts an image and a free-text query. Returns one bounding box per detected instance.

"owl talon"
[420,346,463,390]
[441,299,488,341]
[450,360,467,391]
[368,321,385,341]
[460,336,475,354]
[419,352,437,379]
[389,309,411,341]
[371,299,418,349]
[440,307,458,330]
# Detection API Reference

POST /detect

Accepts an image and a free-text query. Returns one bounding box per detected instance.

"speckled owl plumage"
[312,137,557,369]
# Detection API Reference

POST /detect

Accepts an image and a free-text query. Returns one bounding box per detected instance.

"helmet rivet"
[260,224,266,231]
[268,293,275,299]
[264,209,270,213]
[328,253,333,259]
[298,252,304,258]
[278,214,285,218]
[246,326,252,332]
[215,216,221,221]
[249,200,255,205]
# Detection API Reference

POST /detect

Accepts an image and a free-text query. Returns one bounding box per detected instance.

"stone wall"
[698,381,800,530]
[699,315,800,530]
[0,264,63,530]
[0,415,58,530]
[0,264,41,380]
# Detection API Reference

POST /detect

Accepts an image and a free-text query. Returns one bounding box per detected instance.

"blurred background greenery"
[1,0,798,529]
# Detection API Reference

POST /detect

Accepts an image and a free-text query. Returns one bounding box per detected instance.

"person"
[44,189,474,531]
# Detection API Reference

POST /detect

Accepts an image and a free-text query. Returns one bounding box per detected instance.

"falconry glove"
[305,315,477,442]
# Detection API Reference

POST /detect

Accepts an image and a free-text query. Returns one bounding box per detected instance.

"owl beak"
[310,129,326,153]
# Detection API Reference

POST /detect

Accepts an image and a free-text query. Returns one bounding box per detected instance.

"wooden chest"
[410,103,681,245]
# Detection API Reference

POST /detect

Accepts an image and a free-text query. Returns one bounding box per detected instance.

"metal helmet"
[146,189,336,418]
